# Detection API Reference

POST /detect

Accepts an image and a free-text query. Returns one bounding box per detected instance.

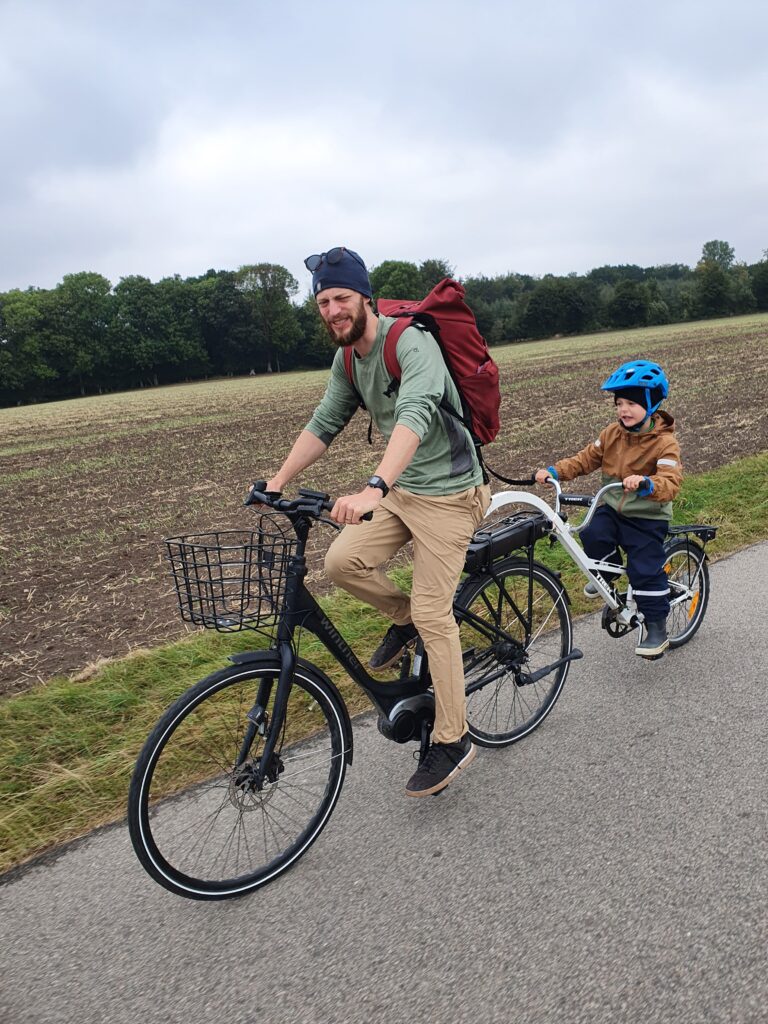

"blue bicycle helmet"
[600,360,669,418]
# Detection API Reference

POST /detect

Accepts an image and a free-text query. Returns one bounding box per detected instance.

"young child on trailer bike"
[534,359,682,658]
[262,246,491,798]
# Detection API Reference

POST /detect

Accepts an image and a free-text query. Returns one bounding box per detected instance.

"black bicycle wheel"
[455,557,573,747]
[128,655,348,900]
[664,538,710,648]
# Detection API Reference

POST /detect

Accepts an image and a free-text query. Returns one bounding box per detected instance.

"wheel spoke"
[457,559,572,746]
[663,541,709,647]
[129,664,346,898]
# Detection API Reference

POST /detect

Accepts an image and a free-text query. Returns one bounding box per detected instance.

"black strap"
[479,455,536,487]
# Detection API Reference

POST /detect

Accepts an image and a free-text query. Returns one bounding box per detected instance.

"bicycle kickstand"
[418,718,432,764]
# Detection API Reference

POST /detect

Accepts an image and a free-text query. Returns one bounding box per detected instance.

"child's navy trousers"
[580,504,670,620]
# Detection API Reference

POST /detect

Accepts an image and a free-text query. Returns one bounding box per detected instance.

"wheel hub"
[229,755,285,809]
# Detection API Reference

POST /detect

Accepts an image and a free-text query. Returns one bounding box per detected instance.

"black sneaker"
[369,623,418,671]
[635,620,669,658]
[405,733,476,798]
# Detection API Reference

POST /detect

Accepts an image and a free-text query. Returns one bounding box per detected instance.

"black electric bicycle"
[128,482,578,900]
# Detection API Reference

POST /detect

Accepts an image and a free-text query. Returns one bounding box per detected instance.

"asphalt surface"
[2,543,767,1024]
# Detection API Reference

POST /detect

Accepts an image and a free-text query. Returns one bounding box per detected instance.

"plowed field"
[1,315,766,696]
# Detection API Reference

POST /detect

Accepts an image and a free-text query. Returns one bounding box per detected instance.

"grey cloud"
[1,0,766,291]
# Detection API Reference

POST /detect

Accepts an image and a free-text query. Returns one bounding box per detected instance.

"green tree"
[369,260,423,300]
[645,279,671,325]
[587,264,645,285]
[749,251,768,310]
[110,276,169,387]
[154,276,210,380]
[692,260,730,318]
[655,278,692,321]
[235,264,302,373]
[700,240,735,271]
[110,275,209,388]
[294,294,335,369]
[0,288,56,403]
[518,277,595,339]
[648,263,692,281]
[606,280,651,328]
[42,272,113,395]
[193,271,253,375]
[463,272,532,307]
[485,298,518,345]
[728,263,756,315]
[419,258,454,293]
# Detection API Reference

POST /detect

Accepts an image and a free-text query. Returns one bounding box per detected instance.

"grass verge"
[1,453,767,874]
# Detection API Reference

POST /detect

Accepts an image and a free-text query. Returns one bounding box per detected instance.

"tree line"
[1,240,766,406]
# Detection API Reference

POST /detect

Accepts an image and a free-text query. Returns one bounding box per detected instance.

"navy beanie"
[613,385,665,412]
[311,248,372,299]
[613,386,648,410]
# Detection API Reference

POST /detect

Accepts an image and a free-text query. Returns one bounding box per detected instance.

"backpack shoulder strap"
[343,321,408,385]
[342,346,355,387]
[381,316,412,382]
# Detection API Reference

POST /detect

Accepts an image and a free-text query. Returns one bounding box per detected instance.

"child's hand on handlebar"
[535,468,552,484]
[622,474,645,491]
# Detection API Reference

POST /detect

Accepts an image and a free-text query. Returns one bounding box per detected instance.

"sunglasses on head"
[304,247,365,273]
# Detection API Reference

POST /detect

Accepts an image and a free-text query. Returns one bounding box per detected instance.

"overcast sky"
[1,0,767,296]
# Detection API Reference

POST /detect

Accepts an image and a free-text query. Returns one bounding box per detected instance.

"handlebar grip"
[244,482,281,506]
[559,494,594,507]
[320,502,373,522]
[318,495,373,522]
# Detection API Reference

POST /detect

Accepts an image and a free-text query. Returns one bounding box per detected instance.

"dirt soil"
[1,317,766,696]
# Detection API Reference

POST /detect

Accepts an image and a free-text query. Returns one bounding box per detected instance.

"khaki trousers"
[325,484,491,744]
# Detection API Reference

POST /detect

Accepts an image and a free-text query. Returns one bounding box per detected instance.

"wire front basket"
[165,515,297,633]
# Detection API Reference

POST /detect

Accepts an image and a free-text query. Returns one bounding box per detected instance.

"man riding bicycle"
[263,246,490,797]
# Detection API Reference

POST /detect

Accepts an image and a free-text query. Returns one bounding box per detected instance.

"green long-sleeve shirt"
[305,315,483,495]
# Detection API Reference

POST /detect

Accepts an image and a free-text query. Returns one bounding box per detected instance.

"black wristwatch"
[366,475,389,497]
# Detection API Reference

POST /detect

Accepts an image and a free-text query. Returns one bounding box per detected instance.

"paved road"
[2,544,767,1024]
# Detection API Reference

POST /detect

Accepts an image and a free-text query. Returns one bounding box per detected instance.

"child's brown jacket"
[552,411,682,520]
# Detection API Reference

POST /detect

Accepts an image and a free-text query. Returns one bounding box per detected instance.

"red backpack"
[342,277,501,446]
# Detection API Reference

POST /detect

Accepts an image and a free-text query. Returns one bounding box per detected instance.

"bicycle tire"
[664,537,710,648]
[128,654,348,900]
[455,557,573,747]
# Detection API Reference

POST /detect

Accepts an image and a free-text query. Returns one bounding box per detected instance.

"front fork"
[234,639,296,789]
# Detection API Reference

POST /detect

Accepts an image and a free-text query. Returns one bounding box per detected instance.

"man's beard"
[324,298,368,348]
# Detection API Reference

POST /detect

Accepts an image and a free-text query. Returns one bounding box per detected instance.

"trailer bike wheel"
[664,538,710,648]
[455,557,573,747]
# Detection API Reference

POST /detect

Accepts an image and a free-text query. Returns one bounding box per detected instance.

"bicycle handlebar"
[540,477,624,534]
[245,481,373,522]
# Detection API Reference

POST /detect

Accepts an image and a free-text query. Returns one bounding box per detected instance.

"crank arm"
[518,647,583,686]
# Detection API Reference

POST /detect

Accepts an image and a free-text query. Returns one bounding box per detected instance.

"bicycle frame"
[238,498,577,782]
[239,509,438,782]
[486,481,642,627]
[486,479,713,627]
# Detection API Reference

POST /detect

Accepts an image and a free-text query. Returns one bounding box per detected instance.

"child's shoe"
[635,620,669,658]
